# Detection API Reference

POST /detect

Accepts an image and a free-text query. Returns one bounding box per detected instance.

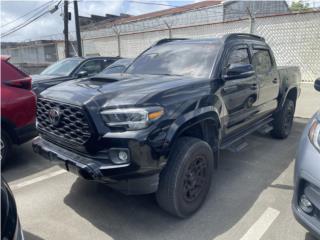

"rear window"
[1,60,27,81]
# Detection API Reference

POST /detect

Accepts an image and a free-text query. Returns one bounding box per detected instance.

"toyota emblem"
[48,108,61,126]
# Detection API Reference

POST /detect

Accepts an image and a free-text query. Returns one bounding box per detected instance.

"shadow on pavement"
[58,119,305,240]
[305,232,318,240]
[2,140,54,182]
[23,231,45,240]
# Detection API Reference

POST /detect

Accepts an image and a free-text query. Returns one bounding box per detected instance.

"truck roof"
[154,33,265,46]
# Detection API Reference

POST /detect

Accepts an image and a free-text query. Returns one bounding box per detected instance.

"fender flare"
[279,86,299,108]
[164,106,221,148]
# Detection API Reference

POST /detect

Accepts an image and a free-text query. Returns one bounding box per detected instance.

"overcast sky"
[1,0,200,42]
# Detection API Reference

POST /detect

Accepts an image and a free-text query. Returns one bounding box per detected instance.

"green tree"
[290,1,310,12]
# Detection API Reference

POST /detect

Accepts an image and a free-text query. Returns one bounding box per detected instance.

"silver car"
[293,78,320,239]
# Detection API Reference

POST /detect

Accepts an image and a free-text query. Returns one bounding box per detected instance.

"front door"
[221,45,259,133]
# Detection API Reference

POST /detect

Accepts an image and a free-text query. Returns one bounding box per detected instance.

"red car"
[1,56,37,167]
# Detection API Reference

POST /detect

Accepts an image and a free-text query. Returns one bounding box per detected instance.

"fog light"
[109,149,130,164]
[299,194,313,214]
[118,151,128,162]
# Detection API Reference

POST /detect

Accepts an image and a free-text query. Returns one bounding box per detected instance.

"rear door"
[221,44,259,130]
[251,46,279,116]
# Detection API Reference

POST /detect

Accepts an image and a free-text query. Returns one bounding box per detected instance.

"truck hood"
[31,74,70,83]
[40,73,208,107]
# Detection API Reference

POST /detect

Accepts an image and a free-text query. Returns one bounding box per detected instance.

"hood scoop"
[89,77,119,83]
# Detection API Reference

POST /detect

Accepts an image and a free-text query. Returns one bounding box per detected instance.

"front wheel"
[156,137,214,218]
[271,99,295,139]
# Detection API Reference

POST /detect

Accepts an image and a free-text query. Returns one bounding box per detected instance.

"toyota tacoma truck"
[33,34,301,218]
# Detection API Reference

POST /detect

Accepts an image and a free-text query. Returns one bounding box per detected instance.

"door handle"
[272,78,278,84]
[223,85,238,93]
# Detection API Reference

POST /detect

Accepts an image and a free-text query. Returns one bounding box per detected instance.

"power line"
[1,1,55,28]
[128,1,177,8]
[1,1,62,38]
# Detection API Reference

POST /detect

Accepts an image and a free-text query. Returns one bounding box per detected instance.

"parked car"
[1,56,37,167]
[1,177,24,240]
[292,78,320,239]
[31,56,121,95]
[101,58,133,74]
[33,34,301,218]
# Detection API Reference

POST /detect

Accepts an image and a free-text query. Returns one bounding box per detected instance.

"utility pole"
[74,0,82,57]
[63,0,69,58]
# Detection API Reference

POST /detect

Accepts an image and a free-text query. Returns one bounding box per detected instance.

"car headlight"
[309,119,320,152]
[101,107,164,130]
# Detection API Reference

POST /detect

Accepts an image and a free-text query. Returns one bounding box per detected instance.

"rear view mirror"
[314,78,320,92]
[76,71,88,78]
[225,63,254,80]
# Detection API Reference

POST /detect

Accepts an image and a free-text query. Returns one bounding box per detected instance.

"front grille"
[37,98,92,145]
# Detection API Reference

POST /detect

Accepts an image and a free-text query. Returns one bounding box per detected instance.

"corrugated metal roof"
[82,0,222,30]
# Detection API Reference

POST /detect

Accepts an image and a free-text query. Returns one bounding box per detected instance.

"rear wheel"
[156,137,214,218]
[271,99,295,139]
[1,129,12,168]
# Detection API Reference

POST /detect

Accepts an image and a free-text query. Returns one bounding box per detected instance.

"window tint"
[79,60,105,75]
[227,48,250,65]
[252,49,272,74]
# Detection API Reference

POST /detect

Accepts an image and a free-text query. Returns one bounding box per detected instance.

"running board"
[226,140,248,153]
[221,117,273,151]
[258,124,274,134]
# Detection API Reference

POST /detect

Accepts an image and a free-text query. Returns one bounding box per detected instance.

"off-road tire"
[156,137,214,218]
[271,99,295,139]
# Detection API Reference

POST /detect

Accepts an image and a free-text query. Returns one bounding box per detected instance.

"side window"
[227,48,250,66]
[252,49,273,74]
[78,60,105,75]
[103,59,117,69]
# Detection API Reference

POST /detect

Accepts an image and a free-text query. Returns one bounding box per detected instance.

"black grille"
[37,98,92,145]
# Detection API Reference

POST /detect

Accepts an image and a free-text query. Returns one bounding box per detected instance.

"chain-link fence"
[82,10,320,83]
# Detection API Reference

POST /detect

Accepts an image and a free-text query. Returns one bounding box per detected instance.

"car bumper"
[292,118,320,239]
[32,137,160,194]
[15,123,37,144]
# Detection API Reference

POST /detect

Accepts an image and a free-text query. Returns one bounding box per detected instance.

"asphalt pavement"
[2,118,317,240]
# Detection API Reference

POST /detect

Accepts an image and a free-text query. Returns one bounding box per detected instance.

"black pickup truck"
[33,34,301,218]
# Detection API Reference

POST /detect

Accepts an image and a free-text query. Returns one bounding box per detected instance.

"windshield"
[126,42,220,78]
[102,59,133,74]
[40,58,83,76]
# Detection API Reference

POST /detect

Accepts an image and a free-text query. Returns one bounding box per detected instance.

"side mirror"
[314,78,320,92]
[76,70,88,78]
[225,63,254,80]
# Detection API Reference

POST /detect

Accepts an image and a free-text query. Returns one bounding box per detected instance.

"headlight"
[101,107,164,130]
[308,119,320,152]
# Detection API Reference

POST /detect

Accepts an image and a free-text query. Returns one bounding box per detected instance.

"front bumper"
[33,137,130,180]
[15,123,38,144]
[292,117,320,239]
[32,137,161,194]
